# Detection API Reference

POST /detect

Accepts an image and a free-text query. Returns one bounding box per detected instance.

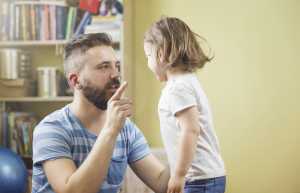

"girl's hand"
[167,175,185,193]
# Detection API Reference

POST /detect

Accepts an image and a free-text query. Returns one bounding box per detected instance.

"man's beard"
[80,77,120,110]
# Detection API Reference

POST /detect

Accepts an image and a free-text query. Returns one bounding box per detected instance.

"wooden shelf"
[0,96,73,102]
[14,0,67,6]
[0,40,120,48]
[0,40,68,47]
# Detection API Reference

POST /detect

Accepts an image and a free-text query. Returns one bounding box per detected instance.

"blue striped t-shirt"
[32,105,150,193]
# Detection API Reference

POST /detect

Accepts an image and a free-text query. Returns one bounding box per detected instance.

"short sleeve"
[125,120,151,164]
[32,124,72,166]
[168,82,197,115]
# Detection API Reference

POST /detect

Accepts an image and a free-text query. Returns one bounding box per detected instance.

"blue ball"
[0,147,28,193]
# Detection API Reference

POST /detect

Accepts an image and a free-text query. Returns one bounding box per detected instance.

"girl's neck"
[166,66,190,80]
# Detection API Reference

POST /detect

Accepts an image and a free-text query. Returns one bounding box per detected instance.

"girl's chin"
[157,75,167,82]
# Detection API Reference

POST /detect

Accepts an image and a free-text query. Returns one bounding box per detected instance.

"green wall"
[131,0,300,193]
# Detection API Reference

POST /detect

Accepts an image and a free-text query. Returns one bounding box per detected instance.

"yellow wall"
[131,0,300,193]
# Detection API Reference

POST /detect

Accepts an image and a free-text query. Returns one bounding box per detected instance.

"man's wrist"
[100,127,119,138]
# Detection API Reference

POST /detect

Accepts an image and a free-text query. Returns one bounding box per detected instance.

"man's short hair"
[64,33,113,76]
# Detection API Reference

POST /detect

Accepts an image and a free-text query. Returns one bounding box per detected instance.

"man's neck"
[70,94,106,135]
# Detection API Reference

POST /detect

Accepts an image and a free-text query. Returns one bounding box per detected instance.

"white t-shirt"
[158,73,225,181]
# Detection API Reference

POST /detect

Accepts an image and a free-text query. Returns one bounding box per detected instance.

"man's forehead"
[86,46,118,61]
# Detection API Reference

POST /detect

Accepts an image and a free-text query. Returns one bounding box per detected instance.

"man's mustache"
[106,77,121,89]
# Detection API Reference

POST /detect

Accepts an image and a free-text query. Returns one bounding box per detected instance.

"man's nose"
[110,65,120,78]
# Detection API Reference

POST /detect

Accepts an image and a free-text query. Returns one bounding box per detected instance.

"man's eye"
[116,65,121,72]
[99,65,109,69]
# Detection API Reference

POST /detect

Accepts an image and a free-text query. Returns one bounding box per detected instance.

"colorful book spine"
[56,6,67,40]
[43,5,50,40]
[49,5,56,40]
[2,112,8,147]
[9,3,15,40]
[74,11,91,37]
[0,2,9,41]
[30,4,36,40]
[15,4,20,40]
[65,7,74,40]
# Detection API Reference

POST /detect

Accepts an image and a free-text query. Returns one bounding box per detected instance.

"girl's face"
[144,42,167,81]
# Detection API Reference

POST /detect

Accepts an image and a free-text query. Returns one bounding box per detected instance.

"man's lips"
[108,84,120,91]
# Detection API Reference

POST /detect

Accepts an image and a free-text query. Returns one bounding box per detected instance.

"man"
[32,33,169,193]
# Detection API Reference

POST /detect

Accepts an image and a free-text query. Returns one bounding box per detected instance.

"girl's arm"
[167,106,200,193]
[174,106,200,178]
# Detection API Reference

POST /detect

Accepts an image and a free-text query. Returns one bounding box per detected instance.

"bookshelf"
[0,0,73,169]
[0,1,133,193]
[0,40,67,47]
[0,96,73,102]
[0,40,121,47]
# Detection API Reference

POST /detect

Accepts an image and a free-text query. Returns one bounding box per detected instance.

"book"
[0,2,9,41]
[79,0,100,14]
[0,111,2,146]
[15,4,21,40]
[30,4,36,40]
[74,11,91,37]
[9,2,15,40]
[0,3,78,41]
[49,5,56,40]
[56,5,67,40]
[1,111,37,156]
[43,5,50,40]
[14,112,37,156]
[2,112,9,147]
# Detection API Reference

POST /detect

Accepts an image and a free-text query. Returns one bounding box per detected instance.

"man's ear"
[68,72,81,89]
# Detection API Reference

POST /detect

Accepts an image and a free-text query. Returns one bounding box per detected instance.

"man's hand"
[167,175,185,193]
[104,81,132,134]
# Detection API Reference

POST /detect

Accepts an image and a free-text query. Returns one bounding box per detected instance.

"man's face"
[78,46,121,110]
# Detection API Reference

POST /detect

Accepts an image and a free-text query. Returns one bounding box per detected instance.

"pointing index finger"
[110,81,128,101]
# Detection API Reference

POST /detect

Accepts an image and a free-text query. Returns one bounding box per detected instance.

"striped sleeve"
[126,120,151,164]
[32,123,72,166]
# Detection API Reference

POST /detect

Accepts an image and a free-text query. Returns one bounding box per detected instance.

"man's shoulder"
[41,105,68,124]
[34,105,70,133]
[120,119,144,140]
[123,118,139,133]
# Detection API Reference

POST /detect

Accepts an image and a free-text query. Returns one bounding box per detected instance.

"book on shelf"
[1,111,37,157]
[0,1,10,41]
[79,0,100,14]
[0,1,79,41]
[84,15,122,42]
[0,109,2,146]
[0,0,124,43]
[74,11,91,37]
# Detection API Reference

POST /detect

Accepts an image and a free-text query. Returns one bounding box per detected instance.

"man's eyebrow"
[95,61,110,67]
[95,60,120,67]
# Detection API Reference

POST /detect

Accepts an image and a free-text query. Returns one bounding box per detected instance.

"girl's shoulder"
[167,73,196,94]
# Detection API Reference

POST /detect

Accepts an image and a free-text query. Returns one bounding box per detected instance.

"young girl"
[144,17,226,193]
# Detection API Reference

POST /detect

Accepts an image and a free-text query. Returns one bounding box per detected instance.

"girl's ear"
[157,48,164,64]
